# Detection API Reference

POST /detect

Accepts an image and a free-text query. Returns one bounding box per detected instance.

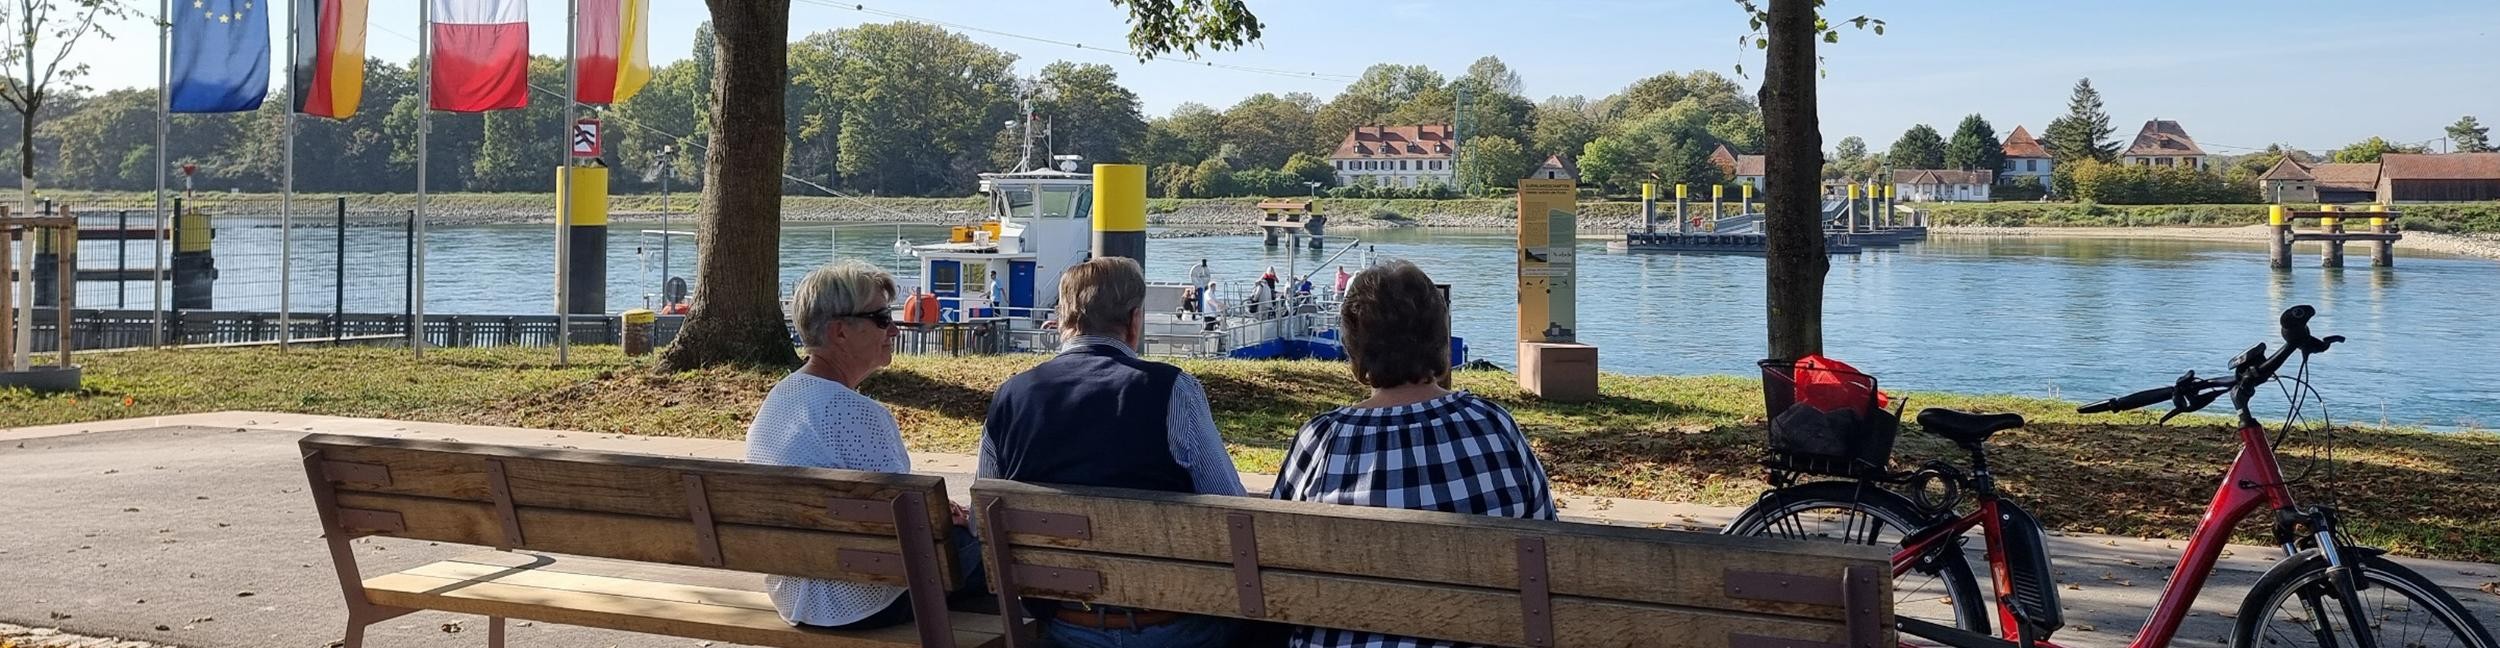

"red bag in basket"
[1792,354,1891,414]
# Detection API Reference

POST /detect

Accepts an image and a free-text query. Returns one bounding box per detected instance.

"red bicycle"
[1725,306,2495,648]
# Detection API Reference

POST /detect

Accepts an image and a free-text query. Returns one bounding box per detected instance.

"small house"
[2001,126,2053,185]
[2122,120,2206,170]
[1891,169,1994,202]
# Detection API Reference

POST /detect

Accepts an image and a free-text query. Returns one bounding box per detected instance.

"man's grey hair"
[1057,257,1145,338]
[792,260,895,349]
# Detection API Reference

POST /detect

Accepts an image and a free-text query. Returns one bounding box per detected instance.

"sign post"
[1515,158,1597,402]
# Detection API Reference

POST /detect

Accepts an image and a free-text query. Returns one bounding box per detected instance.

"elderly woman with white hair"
[744,260,987,630]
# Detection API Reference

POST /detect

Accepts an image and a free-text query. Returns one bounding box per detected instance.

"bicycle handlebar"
[2078,385,2177,414]
[2077,306,2343,420]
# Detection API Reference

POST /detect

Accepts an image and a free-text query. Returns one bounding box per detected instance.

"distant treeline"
[8,20,1780,200]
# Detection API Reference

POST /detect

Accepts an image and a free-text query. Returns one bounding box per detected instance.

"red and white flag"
[428,0,527,112]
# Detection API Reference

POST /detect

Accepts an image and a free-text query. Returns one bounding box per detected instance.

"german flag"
[290,0,367,119]
[574,0,649,105]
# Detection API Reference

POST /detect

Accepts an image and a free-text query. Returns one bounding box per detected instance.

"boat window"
[931,262,961,294]
[997,186,1035,220]
[1038,185,1085,219]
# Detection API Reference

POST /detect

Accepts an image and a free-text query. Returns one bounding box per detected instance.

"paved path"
[3,412,2494,648]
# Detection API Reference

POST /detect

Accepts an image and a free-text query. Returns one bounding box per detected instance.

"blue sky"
[77,0,2500,155]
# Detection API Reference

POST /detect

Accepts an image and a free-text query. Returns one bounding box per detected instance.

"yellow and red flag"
[573,0,650,105]
[289,0,367,119]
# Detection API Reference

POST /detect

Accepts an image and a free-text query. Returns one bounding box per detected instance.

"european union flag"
[169,0,271,113]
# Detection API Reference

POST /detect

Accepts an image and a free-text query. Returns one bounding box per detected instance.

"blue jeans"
[1041,614,1234,648]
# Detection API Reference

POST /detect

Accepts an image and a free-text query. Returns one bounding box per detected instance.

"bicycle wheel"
[1722,480,1990,634]
[2234,550,2497,648]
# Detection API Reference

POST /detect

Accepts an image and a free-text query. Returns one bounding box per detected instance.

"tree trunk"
[655,0,800,372]
[1758,0,1826,362]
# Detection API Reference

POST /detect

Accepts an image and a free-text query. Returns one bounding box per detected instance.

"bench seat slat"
[973,481,1887,621]
[364,558,1005,648]
[333,491,940,585]
[1002,547,1854,648]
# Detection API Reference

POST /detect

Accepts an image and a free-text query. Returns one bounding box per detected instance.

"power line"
[790,0,1359,82]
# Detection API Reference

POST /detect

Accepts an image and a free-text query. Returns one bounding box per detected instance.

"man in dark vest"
[978,257,1243,646]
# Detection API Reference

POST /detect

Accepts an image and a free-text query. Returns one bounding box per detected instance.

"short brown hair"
[1057,257,1145,336]
[1341,261,1450,389]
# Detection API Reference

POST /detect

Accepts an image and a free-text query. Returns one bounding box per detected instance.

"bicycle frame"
[1892,423,2298,648]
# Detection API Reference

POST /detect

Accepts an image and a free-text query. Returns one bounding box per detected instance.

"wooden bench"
[297,434,1008,648]
[972,479,1895,648]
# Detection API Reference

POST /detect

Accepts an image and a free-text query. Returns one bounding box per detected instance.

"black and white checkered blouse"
[1269,390,1558,648]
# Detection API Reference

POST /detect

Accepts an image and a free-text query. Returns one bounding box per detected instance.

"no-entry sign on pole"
[572,119,602,159]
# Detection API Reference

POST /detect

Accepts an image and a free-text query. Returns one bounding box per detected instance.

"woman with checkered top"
[1270,260,1558,648]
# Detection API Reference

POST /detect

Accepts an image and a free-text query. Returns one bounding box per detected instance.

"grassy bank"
[6,346,2496,562]
[1917,201,2500,234]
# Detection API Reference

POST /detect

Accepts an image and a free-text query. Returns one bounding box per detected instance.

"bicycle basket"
[1759,358,1901,478]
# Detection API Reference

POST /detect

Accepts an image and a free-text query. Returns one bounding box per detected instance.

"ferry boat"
[896,111,1464,364]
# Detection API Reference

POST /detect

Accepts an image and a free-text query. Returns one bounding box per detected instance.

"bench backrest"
[972,479,1894,648]
[299,433,958,587]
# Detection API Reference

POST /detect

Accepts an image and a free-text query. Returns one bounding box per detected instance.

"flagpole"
[412,0,430,358]
[152,0,170,347]
[279,0,298,349]
[555,0,577,365]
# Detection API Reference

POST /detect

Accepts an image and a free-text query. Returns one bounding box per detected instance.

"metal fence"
[19,308,689,352]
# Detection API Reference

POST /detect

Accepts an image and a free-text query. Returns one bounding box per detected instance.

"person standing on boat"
[746,261,991,630]
[1189,259,1212,295]
[979,257,1243,646]
[1333,265,1351,297]
[1251,274,1277,318]
[983,271,1004,319]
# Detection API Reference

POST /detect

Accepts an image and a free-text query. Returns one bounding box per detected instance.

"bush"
[2067,160,2257,204]
[1995,176,2047,201]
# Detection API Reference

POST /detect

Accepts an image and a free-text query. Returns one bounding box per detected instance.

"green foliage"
[1576,101,1725,194]
[1887,124,1946,169]
[1944,114,2004,174]
[2043,78,2118,163]
[2450,116,2491,153]
[805,22,1018,195]
[1825,135,1879,180]
[1281,152,1335,188]
[2330,136,2428,164]
[1603,70,1754,121]
[1220,92,1320,170]
[1187,157,1234,198]
[1995,175,2046,201]
[1457,135,1530,194]
[1229,167,1305,197]
[2064,159,2258,204]
[1530,95,1602,159]
[1026,62,1147,166]
[1107,0,1264,57]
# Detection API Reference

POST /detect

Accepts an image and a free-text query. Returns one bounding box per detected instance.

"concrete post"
[1710,183,1724,227]
[1640,182,1656,235]
[2370,204,2394,267]
[2320,205,2345,268]
[1674,183,1690,235]
[1741,182,1755,217]
[2267,205,2292,270]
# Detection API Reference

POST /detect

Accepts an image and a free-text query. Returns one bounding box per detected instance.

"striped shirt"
[1269,390,1556,648]
[743,372,910,627]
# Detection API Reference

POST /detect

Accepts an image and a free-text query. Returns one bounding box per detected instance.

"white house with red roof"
[2001,125,2053,184]
[1327,124,1457,188]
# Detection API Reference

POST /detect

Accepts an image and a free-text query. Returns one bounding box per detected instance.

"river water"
[70,218,2499,428]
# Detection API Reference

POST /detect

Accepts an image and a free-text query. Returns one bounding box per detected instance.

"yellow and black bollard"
[171,198,218,310]
[2369,205,2394,267]
[2319,205,2344,268]
[1711,183,1725,225]
[1092,164,1147,264]
[557,165,610,315]
[2268,205,2292,269]
[1674,183,1690,234]
[1639,182,1656,235]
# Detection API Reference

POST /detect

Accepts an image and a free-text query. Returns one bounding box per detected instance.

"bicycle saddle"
[1916,408,2025,446]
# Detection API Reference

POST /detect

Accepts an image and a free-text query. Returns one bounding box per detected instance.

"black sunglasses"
[840,308,896,330]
